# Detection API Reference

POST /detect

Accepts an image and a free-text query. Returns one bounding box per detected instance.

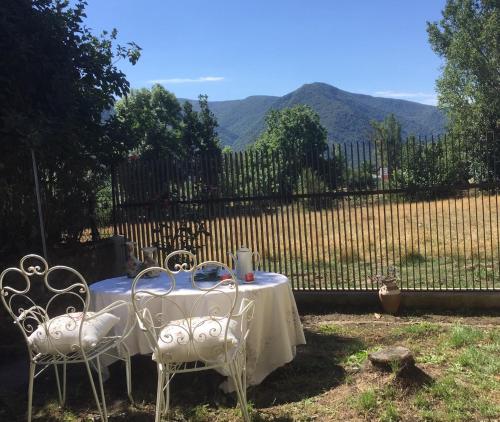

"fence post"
[31,148,48,260]
[111,163,118,237]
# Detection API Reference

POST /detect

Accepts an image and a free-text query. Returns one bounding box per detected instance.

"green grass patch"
[317,323,346,335]
[353,388,377,413]
[392,322,441,338]
[380,402,400,422]
[448,325,483,348]
[456,344,500,377]
[417,351,447,365]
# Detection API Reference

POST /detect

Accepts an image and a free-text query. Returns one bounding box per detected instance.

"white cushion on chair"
[155,317,239,363]
[27,312,120,355]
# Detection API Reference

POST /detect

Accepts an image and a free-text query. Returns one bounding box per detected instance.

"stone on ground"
[368,346,414,370]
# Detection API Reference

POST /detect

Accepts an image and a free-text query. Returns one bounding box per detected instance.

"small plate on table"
[194,265,220,282]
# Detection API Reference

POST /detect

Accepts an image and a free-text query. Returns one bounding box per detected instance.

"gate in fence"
[112,134,500,291]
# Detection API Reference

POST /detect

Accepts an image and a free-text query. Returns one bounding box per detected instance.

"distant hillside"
[184,82,446,150]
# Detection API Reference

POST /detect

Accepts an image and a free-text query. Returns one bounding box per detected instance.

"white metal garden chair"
[132,250,255,422]
[0,254,135,422]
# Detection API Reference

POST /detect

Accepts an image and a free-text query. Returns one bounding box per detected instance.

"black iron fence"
[112,133,500,291]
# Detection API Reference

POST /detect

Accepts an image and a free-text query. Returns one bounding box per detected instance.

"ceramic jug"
[229,246,260,280]
[125,241,142,278]
[142,246,160,278]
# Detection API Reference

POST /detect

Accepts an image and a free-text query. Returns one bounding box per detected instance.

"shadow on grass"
[249,327,365,407]
[1,327,366,420]
[395,365,434,392]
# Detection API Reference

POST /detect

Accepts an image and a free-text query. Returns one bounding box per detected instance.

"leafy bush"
[0,0,140,253]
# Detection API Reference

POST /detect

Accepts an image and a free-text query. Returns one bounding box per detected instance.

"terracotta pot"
[379,289,401,314]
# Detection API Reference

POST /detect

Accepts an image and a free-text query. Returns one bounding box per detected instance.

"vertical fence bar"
[459,136,469,289]
[367,140,378,286]
[466,138,475,289]
[341,143,351,288]
[350,142,361,289]
[400,139,410,289]
[324,146,335,289]
[111,164,117,237]
[247,149,259,271]
[316,148,328,290]
[269,151,281,272]
[394,139,403,288]
[253,149,265,275]
[356,142,367,289]
[333,145,342,288]
[441,135,451,289]
[437,136,447,289]
[222,152,231,265]
[447,135,459,288]
[299,148,312,288]
[427,138,436,289]
[228,152,238,257]
[199,153,209,261]
[491,132,499,290]
[414,139,423,288]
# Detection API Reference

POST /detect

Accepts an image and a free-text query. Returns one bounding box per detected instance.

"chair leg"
[238,352,248,404]
[96,357,108,422]
[27,362,35,422]
[228,361,250,422]
[162,367,171,416]
[54,364,63,406]
[53,361,67,407]
[121,343,134,404]
[62,361,67,405]
[155,364,165,422]
[84,358,106,422]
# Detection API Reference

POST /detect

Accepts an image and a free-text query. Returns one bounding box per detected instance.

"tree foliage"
[427,0,500,179]
[114,85,222,202]
[252,105,329,196]
[370,114,403,177]
[115,85,221,161]
[114,85,182,161]
[393,136,470,199]
[427,0,499,136]
[0,0,141,253]
[253,105,328,156]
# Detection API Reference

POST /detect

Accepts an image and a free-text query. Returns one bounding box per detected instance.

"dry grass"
[118,190,500,289]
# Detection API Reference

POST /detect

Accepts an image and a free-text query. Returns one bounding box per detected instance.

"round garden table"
[90,271,306,391]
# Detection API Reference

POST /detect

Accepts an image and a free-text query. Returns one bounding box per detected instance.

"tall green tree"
[115,86,221,161]
[252,105,328,195]
[427,0,499,179]
[114,84,182,160]
[427,0,499,136]
[254,105,328,157]
[180,95,221,157]
[180,95,221,194]
[0,0,140,252]
[370,114,403,177]
[393,136,469,199]
[115,86,222,203]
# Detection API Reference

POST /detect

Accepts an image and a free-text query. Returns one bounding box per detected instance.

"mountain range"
[186,82,446,150]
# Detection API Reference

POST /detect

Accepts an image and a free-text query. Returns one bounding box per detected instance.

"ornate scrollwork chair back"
[132,250,253,422]
[0,255,90,358]
[0,254,134,422]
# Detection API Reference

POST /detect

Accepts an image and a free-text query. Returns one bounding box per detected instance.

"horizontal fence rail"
[112,133,500,291]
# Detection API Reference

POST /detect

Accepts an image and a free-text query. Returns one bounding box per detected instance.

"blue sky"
[82,0,445,105]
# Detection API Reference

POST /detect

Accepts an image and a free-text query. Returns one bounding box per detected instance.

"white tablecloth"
[90,271,305,390]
